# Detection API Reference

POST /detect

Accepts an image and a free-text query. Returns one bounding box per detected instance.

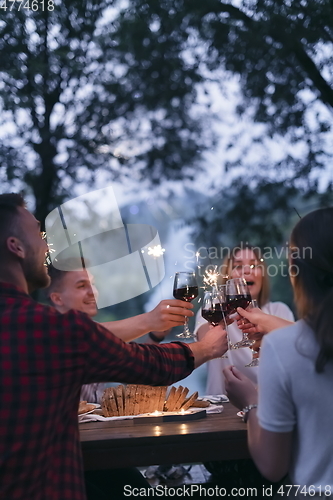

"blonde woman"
[195,244,294,394]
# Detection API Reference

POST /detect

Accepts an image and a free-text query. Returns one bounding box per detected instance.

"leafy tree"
[108,0,333,243]
[116,0,332,169]
[1,0,332,244]
[0,0,212,223]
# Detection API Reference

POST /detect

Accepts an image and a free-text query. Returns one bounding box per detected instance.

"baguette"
[101,384,199,417]
[164,386,176,411]
[173,387,189,411]
[180,391,199,411]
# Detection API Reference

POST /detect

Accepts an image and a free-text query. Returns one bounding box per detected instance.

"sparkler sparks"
[203,267,219,288]
[41,232,55,253]
[41,232,56,266]
[147,245,165,258]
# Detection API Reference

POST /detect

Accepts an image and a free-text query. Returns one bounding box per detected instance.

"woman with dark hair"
[224,207,333,494]
[195,244,294,394]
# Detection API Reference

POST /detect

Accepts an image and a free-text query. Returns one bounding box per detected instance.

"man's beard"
[22,250,51,292]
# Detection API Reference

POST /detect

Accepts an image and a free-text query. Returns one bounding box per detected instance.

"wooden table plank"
[80,403,249,470]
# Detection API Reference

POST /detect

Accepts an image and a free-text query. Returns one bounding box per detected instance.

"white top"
[194,301,294,394]
[258,320,333,488]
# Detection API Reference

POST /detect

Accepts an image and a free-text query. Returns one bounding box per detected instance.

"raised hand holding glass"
[202,286,229,358]
[173,272,198,338]
[226,278,254,349]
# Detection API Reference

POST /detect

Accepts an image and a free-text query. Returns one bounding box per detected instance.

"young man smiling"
[46,263,194,342]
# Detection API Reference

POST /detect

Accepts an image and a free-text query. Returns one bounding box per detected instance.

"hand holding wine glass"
[226,278,254,349]
[202,287,230,357]
[236,307,294,335]
[173,272,199,338]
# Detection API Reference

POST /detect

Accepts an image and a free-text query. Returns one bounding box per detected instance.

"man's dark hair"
[0,193,25,256]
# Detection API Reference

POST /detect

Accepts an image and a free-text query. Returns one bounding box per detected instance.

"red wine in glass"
[173,272,199,338]
[202,303,224,326]
[173,286,199,302]
[226,294,252,315]
[201,288,229,358]
[226,278,254,349]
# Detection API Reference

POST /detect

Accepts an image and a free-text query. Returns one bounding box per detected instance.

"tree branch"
[201,1,333,109]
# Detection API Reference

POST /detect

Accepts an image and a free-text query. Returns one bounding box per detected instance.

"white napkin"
[199,394,229,403]
[205,404,224,414]
[79,413,134,423]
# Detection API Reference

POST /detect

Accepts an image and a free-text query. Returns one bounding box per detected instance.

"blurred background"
[1,0,332,392]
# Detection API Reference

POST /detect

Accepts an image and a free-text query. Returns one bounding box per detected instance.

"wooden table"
[80,403,249,471]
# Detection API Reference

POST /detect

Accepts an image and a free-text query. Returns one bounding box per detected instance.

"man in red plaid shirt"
[0,193,227,500]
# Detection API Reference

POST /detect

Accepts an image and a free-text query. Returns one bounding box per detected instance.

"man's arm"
[78,310,228,386]
[101,299,194,342]
[190,324,228,368]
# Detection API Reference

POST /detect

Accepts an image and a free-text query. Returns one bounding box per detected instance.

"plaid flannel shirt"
[0,282,194,500]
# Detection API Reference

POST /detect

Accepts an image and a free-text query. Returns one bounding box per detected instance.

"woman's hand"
[236,307,294,336]
[223,366,257,410]
[234,307,266,347]
[236,307,265,333]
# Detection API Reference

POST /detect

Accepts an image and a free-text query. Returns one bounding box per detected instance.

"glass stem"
[220,312,229,358]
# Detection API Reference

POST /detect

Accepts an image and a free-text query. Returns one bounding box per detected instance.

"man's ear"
[49,292,63,307]
[6,237,26,259]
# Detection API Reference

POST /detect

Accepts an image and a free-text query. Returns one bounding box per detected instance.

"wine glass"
[173,272,199,338]
[245,300,260,367]
[202,287,229,358]
[201,289,224,326]
[226,278,254,349]
[217,284,236,352]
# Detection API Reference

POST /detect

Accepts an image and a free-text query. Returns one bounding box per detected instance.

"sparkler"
[203,266,219,289]
[196,248,220,289]
[147,245,165,258]
[41,232,56,266]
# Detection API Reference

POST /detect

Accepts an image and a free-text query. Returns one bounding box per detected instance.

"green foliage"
[105,0,333,246]
[0,0,210,222]
[0,0,332,244]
